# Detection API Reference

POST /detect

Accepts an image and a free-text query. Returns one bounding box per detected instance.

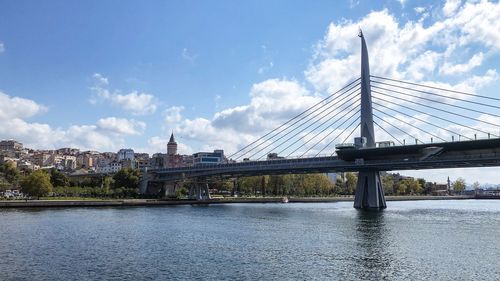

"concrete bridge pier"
[139,172,152,195]
[162,182,177,198]
[231,178,239,197]
[188,179,211,201]
[354,171,386,210]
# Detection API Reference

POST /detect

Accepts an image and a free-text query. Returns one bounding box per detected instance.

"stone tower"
[167,132,177,155]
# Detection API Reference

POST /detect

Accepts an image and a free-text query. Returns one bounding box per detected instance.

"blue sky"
[1,0,500,184]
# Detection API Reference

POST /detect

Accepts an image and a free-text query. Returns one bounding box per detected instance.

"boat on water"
[281,197,289,203]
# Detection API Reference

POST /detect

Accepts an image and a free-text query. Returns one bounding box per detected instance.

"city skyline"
[1,0,500,183]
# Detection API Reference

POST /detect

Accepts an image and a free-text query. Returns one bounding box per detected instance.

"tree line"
[0,161,472,199]
[0,162,140,198]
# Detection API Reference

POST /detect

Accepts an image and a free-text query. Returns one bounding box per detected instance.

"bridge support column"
[139,177,149,195]
[354,171,386,210]
[188,179,211,201]
[162,182,177,198]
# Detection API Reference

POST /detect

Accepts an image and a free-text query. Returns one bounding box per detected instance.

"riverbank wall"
[0,195,481,208]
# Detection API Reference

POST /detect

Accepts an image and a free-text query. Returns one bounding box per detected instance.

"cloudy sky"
[1,0,499,184]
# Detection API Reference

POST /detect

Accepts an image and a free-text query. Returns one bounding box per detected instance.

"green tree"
[20,170,53,198]
[341,172,357,195]
[417,178,426,190]
[175,187,189,198]
[1,162,20,185]
[113,168,140,190]
[102,176,114,192]
[407,179,423,194]
[50,168,69,187]
[395,182,407,195]
[239,176,262,195]
[382,176,394,195]
[452,177,466,193]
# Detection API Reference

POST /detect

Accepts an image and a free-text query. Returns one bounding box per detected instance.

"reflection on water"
[353,210,391,280]
[1,200,499,280]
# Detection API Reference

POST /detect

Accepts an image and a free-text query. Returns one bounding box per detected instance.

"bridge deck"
[149,138,500,181]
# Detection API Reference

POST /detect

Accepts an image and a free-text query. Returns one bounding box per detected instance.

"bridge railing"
[151,154,338,173]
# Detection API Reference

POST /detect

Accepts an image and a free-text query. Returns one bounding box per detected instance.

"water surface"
[1,200,499,280]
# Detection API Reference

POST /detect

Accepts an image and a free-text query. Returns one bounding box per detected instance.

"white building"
[193,150,225,165]
[96,161,122,174]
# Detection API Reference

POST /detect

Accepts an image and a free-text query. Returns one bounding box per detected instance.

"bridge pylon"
[188,178,211,201]
[353,31,387,210]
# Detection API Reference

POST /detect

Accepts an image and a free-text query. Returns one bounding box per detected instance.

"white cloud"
[96,117,146,136]
[164,106,184,125]
[90,73,157,115]
[111,91,157,115]
[0,91,48,119]
[349,0,360,8]
[92,73,108,85]
[414,7,426,14]
[166,79,340,156]
[306,0,500,94]
[164,1,500,163]
[440,52,484,75]
[0,42,4,53]
[0,90,146,151]
[443,0,461,17]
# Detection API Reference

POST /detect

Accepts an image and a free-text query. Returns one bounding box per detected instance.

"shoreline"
[0,195,493,208]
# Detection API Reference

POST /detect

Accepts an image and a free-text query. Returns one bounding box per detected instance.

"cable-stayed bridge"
[140,32,500,210]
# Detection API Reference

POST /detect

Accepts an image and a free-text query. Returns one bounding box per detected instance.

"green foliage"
[102,176,114,191]
[69,177,102,188]
[382,176,394,195]
[395,182,407,195]
[175,187,189,198]
[0,162,20,185]
[20,170,53,198]
[452,177,466,192]
[335,172,357,195]
[237,173,335,197]
[52,185,138,199]
[113,168,140,190]
[50,168,69,187]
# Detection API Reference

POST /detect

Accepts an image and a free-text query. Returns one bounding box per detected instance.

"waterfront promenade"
[0,195,477,208]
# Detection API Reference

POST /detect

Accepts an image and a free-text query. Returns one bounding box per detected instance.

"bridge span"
[141,31,500,210]
[141,138,500,200]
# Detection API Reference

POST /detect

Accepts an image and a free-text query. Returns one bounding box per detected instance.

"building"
[0,140,23,151]
[117,149,135,161]
[136,158,150,170]
[56,147,80,155]
[96,161,122,174]
[427,182,449,196]
[193,150,225,165]
[149,133,189,169]
[0,156,18,167]
[134,153,150,161]
[32,152,52,167]
[57,155,77,170]
[120,159,135,169]
[76,153,96,168]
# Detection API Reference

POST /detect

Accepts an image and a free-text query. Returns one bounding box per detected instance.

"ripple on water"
[0,200,499,280]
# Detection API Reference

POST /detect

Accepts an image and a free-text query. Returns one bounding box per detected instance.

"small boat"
[281,197,289,203]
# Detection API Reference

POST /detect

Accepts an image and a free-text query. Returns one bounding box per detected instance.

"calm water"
[1,200,499,280]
